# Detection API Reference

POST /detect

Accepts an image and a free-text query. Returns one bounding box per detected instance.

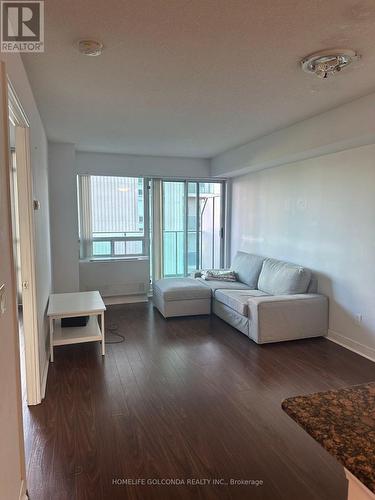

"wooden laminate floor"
[23,302,375,500]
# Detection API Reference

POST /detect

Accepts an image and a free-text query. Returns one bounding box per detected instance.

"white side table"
[47,291,106,362]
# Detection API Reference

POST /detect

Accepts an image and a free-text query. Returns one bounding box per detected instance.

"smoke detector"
[301,49,360,79]
[77,39,104,56]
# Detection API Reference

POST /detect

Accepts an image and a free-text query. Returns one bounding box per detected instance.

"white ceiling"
[22,0,375,158]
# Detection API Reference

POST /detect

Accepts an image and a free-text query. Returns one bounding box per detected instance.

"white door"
[0,62,27,500]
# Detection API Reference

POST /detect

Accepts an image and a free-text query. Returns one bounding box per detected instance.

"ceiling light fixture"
[301,49,360,79]
[77,39,104,56]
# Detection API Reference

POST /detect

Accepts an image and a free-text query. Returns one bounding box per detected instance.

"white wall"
[231,143,375,360]
[49,146,211,293]
[79,259,150,299]
[48,143,79,292]
[211,91,375,178]
[0,53,51,498]
[76,151,210,178]
[1,53,52,393]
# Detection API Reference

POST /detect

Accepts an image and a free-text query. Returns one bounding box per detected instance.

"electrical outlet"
[354,313,362,325]
[297,198,308,210]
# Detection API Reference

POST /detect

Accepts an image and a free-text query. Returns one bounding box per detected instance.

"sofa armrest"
[247,294,328,344]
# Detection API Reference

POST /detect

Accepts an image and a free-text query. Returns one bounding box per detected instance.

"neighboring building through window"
[78,175,146,258]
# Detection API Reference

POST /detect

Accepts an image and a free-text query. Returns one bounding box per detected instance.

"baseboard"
[41,358,49,400]
[19,479,27,500]
[104,294,148,305]
[327,329,375,363]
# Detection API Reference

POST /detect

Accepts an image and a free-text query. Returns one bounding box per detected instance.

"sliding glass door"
[162,181,186,277]
[161,180,225,278]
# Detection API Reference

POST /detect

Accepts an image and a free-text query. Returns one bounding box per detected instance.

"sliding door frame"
[158,178,227,278]
[184,181,189,276]
[220,180,226,269]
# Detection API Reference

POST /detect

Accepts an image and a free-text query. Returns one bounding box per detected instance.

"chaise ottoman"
[153,278,211,318]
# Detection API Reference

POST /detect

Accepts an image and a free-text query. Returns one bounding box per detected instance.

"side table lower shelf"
[52,316,102,346]
[50,314,105,362]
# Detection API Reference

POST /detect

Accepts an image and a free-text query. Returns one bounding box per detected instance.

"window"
[78,175,147,259]
[78,174,226,272]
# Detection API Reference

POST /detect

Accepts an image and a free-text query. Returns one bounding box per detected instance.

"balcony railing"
[163,229,219,277]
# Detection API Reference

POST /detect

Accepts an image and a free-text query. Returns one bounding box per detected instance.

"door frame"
[8,80,41,406]
[0,60,28,500]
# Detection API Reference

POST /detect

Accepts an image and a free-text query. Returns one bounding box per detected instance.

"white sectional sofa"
[152,252,328,344]
[152,277,211,318]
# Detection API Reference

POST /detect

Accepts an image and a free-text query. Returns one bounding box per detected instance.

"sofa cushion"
[215,289,269,316]
[196,278,250,293]
[153,278,211,301]
[230,252,265,288]
[257,258,312,295]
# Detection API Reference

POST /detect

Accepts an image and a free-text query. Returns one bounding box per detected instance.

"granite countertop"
[282,382,375,494]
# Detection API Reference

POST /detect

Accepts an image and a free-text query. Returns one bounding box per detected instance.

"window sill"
[80,256,149,263]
